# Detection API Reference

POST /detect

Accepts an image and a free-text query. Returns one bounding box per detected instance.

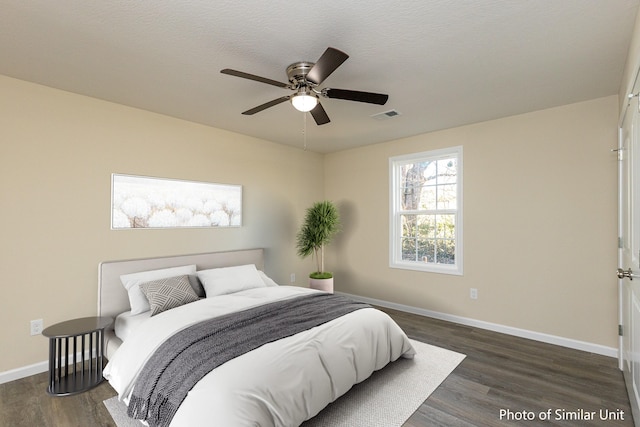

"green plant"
[296,200,341,278]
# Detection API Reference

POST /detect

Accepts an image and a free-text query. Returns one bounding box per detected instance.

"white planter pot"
[309,277,334,293]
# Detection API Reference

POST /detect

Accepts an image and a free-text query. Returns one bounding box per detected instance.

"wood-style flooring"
[383,307,633,427]
[0,308,633,427]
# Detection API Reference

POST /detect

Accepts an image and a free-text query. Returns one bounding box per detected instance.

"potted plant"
[296,200,341,292]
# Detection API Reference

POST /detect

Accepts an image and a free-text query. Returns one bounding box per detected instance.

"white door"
[619,79,640,426]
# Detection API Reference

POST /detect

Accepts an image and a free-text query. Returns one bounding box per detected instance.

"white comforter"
[104,286,415,427]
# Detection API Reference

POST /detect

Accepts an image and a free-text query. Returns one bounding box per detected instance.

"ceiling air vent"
[371,109,402,120]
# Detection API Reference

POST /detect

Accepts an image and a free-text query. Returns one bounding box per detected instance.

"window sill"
[389,261,463,276]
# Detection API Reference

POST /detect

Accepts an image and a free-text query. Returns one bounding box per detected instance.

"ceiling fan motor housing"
[287,62,316,87]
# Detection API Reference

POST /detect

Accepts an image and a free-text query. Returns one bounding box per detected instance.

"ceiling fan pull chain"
[303,112,308,151]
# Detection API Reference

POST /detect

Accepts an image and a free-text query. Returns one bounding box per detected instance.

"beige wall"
[0,75,324,372]
[0,72,622,373]
[325,96,619,348]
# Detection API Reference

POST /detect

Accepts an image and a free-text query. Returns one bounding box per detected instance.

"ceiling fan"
[220,47,389,125]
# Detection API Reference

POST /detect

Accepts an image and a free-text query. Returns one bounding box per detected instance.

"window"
[389,146,463,275]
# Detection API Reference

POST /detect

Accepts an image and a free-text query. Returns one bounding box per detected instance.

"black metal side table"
[42,316,113,396]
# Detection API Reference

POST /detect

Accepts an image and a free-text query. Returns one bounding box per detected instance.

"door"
[619,80,640,426]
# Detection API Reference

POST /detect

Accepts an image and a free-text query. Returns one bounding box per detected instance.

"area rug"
[104,339,465,427]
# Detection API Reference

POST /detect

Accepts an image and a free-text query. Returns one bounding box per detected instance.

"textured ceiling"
[1,0,638,153]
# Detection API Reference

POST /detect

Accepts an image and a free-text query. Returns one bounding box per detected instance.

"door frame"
[619,71,640,426]
[618,120,624,371]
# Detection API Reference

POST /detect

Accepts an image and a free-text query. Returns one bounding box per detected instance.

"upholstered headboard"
[98,249,265,359]
[98,249,265,321]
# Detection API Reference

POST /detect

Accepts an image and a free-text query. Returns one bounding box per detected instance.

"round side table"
[42,316,113,396]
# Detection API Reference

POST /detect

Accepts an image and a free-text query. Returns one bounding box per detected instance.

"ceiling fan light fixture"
[291,91,318,112]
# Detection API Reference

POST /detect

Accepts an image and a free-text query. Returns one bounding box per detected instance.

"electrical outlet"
[30,319,43,336]
[470,288,478,300]
[290,273,296,283]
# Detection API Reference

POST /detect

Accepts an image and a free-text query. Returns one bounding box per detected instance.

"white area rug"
[104,339,465,427]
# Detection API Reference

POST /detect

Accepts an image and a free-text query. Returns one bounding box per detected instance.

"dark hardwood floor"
[382,307,633,427]
[0,370,116,427]
[0,308,633,427]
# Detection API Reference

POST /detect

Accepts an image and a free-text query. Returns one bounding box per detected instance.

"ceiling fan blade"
[242,96,290,115]
[306,47,349,85]
[324,88,389,105]
[221,69,289,88]
[310,102,330,125]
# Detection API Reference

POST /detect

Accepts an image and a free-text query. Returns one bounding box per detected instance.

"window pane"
[437,184,456,209]
[436,214,455,239]
[401,215,417,237]
[401,163,420,186]
[417,215,436,238]
[418,185,437,210]
[437,158,457,184]
[402,162,433,186]
[436,239,455,264]
[401,237,417,261]
[401,182,421,210]
[402,161,433,210]
[419,239,435,263]
[424,162,437,185]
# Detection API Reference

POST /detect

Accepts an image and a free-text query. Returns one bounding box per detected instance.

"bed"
[98,249,415,427]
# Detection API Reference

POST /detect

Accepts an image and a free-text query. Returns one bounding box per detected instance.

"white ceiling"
[1,1,638,153]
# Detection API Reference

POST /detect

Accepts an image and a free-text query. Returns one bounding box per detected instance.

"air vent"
[371,109,402,120]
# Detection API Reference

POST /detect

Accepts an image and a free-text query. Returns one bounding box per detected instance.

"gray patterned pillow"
[139,274,200,316]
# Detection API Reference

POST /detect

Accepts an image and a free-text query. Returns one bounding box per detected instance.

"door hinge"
[619,237,623,249]
[619,324,624,336]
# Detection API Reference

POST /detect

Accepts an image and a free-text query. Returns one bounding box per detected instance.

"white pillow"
[120,265,197,314]
[197,264,266,297]
[258,270,279,287]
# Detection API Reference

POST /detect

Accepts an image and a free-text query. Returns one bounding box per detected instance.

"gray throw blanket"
[127,292,370,427]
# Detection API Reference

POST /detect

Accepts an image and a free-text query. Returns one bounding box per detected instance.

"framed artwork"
[111,174,242,229]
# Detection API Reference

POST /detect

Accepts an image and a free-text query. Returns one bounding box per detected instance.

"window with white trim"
[389,146,463,275]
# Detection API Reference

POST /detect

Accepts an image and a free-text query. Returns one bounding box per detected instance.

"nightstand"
[42,316,113,396]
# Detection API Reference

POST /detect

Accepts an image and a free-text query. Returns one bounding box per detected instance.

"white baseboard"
[0,361,48,385]
[0,350,95,385]
[338,292,618,358]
